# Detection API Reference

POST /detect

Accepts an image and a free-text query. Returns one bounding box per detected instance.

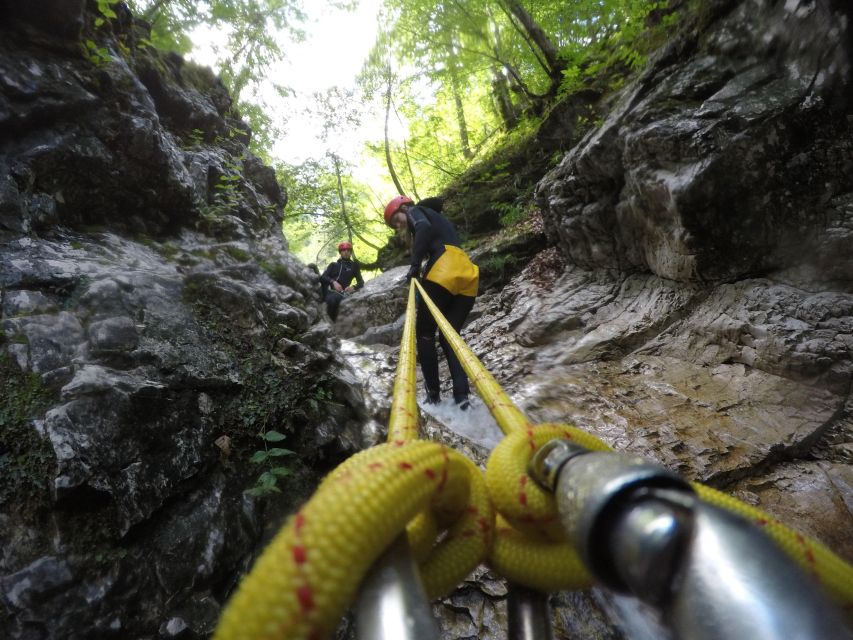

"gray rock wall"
[0,5,368,639]
[536,0,852,283]
[516,1,853,563]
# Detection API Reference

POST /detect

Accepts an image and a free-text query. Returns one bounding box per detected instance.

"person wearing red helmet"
[319,241,363,322]
[384,195,479,410]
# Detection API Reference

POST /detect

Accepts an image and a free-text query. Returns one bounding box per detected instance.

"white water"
[416,395,504,450]
[340,338,505,450]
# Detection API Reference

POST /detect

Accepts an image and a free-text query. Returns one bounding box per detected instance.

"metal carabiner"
[355,535,440,640]
[530,439,852,640]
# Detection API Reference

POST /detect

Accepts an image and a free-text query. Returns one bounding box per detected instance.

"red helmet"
[383,195,413,226]
[337,241,353,251]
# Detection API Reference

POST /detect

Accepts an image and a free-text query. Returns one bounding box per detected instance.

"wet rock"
[135,54,231,139]
[463,249,852,562]
[436,576,507,640]
[357,314,405,346]
[0,289,58,321]
[0,236,365,637]
[0,4,373,638]
[88,316,139,356]
[468,226,548,293]
[0,556,74,612]
[552,590,633,640]
[0,473,258,639]
[335,266,409,341]
[0,50,96,129]
[0,174,26,232]
[536,0,853,282]
[1,311,85,379]
[5,0,87,40]
[733,459,853,562]
[643,280,853,395]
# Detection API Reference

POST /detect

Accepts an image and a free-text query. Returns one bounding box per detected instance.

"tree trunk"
[487,8,527,123]
[401,140,421,201]
[383,74,406,196]
[331,154,383,251]
[491,66,518,130]
[449,60,473,159]
[499,0,564,88]
[331,154,353,244]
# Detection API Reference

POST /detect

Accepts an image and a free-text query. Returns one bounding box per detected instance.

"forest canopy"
[116,0,676,267]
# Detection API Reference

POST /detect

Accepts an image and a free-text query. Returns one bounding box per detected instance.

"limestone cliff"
[0,3,369,637]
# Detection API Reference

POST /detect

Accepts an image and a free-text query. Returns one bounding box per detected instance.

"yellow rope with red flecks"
[214,281,493,640]
[412,278,853,603]
[214,280,853,640]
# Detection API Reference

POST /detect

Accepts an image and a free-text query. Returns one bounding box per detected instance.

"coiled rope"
[214,280,853,639]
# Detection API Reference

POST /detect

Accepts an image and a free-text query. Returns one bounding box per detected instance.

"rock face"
[479,0,853,565]
[0,5,368,639]
[537,0,852,284]
[522,0,853,561]
[3,0,853,639]
[334,265,409,342]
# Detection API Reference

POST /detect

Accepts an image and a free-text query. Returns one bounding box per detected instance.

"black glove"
[405,265,419,281]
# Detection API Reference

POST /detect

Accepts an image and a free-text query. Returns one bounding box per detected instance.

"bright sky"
[187,0,386,166]
[185,0,396,268]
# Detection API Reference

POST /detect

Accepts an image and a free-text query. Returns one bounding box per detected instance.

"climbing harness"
[214,280,853,640]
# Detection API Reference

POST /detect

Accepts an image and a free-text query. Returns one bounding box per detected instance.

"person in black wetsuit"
[384,195,479,410]
[319,241,364,322]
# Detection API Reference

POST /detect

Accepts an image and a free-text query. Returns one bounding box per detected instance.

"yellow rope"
[386,280,419,443]
[214,280,853,640]
[692,483,853,608]
[411,279,532,435]
[214,282,492,639]
[412,278,853,604]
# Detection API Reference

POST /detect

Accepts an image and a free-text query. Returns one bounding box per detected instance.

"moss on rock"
[0,353,55,509]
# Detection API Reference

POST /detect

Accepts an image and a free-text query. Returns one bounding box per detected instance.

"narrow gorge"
[1,1,851,638]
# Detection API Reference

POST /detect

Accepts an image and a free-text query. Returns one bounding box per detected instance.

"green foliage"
[83,39,112,66]
[199,154,245,223]
[245,429,295,497]
[185,291,341,498]
[224,245,251,262]
[182,128,206,148]
[555,0,673,98]
[494,201,525,227]
[237,360,336,498]
[278,155,387,266]
[480,251,518,277]
[357,0,683,204]
[0,354,55,508]
[152,241,180,260]
[479,161,513,184]
[94,0,119,27]
[125,0,355,157]
[359,0,568,197]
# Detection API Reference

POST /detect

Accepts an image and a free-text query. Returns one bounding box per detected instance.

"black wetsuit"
[406,198,477,405]
[320,258,363,321]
